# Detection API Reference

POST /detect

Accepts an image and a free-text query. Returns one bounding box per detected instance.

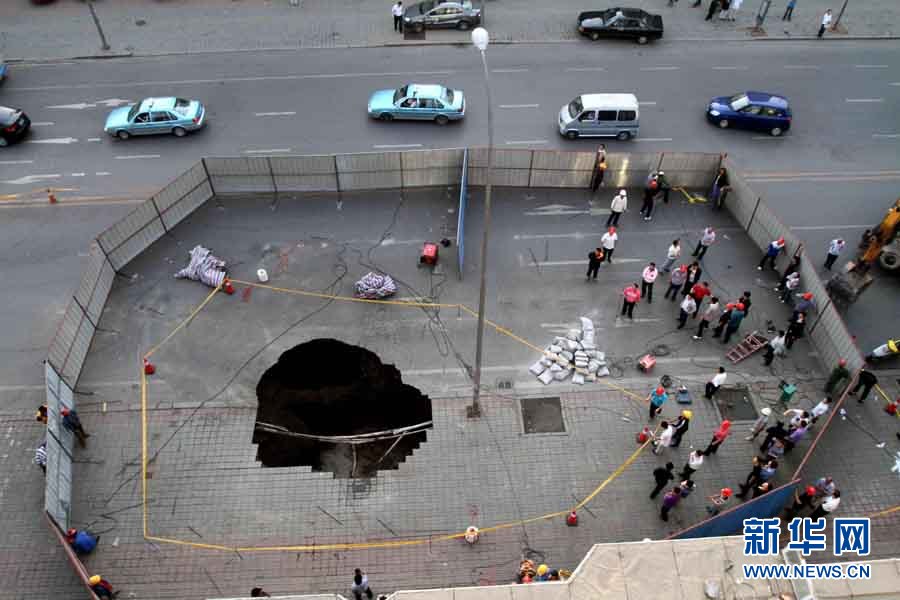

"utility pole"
[833,0,850,30]
[754,0,772,30]
[86,0,111,51]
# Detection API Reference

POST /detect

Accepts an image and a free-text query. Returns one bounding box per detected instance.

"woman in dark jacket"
[681,262,703,296]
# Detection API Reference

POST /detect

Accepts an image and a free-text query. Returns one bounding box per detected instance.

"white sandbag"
[582,332,595,343]
[596,366,610,378]
[549,344,563,354]
[566,329,583,341]
[538,370,555,385]
[553,336,565,346]
[564,339,580,352]
[574,350,589,359]
[572,373,585,385]
[540,357,553,367]
[596,360,607,368]
[588,359,601,372]
[529,362,546,376]
[581,341,596,351]
[580,317,594,332]
[550,363,563,372]
[595,352,606,361]
[553,368,571,381]
[560,350,574,362]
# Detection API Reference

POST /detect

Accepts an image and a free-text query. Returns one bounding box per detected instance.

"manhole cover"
[521,397,565,434]
[714,387,758,421]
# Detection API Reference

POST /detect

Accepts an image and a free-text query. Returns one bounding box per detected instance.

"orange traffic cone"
[143,358,156,375]
[566,511,578,526]
[223,279,235,295]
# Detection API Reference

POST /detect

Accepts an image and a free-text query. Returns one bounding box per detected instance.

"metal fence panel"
[530,169,592,188]
[530,150,595,171]
[467,167,531,187]
[269,155,336,175]
[338,171,403,190]
[657,153,721,189]
[401,148,464,170]
[60,313,95,386]
[73,244,113,325]
[606,152,661,188]
[96,200,159,255]
[272,174,339,192]
[467,147,532,169]
[160,180,214,230]
[722,157,756,230]
[152,162,209,212]
[205,157,275,193]
[336,152,402,173]
[47,302,82,375]
[44,362,74,530]
[106,217,166,271]
[402,167,460,187]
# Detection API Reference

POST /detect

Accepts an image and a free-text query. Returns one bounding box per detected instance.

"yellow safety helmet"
[682,410,693,419]
[88,575,102,586]
[889,339,898,353]
[537,564,549,576]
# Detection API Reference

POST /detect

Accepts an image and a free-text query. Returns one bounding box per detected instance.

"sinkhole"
[252,339,432,478]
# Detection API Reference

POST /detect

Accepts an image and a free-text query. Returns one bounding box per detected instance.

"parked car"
[104,97,206,140]
[368,84,465,125]
[403,1,481,33]
[577,8,664,44]
[706,91,792,137]
[0,106,30,147]
[559,93,639,140]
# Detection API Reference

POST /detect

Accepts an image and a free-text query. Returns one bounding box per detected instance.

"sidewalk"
[1,0,898,61]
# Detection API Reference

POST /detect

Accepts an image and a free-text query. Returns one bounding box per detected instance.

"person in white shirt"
[705,366,727,399]
[392,1,404,33]
[694,297,721,340]
[746,406,772,440]
[601,227,618,263]
[678,295,696,329]
[811,397,832,423]
[818,9,832,38]
[693,227,716,260]
[810,490,840,519]
[662,239,681,273]
[607,190,627,227]
[351,568,374,600]
[824,238,845,270]
[654,420,676,455]
[642,262,658,303]
[783,408,811,429]
[763,330,787,366]
[679,449,705,478]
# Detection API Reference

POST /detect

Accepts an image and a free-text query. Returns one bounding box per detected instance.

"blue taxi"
[367,84,465,125]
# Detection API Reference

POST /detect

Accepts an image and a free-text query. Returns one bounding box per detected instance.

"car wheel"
[435,115,449,126]
[565,131,578,140]
[116,130,130,140]
[172,126,187,137]
[770,127,783,137]
[616,131,632,141]
[0,137,8,147]
[590,31,600,41]
[379,113,393,121]
[457,20,470,30]
[718,119,729,129]
[637,35,649,45]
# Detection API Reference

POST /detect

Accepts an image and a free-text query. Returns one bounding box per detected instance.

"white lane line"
[640,66,680,71]
[25,137,78,144]
[30,121,55,127]
[96,172,112,176]
[2,174,61,185]
[0,160,34,165]
[504,139,548,145]
[114,154,160,160]
[565,67,606,72]
[531,258,646,266]
[492,68,529,73]
[634,138,673,142]
[499,104,539,108]
[784,65,820,70]
[243,148,291,154]
[846,98,883,103]
[254,111,297,117]
[891,82,900,86]
[71,173,86,177]
[854,64,888,69]
[792,224,873,231]
[372,143,422,149]
[873,133,900,139]
[712,66,749,71]
[87,137,102,142]
[751,136,786,140]
[638,101,657,106]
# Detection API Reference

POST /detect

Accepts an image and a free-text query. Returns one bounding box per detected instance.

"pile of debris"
[529,317,608,385]
[174,245,227,288]
[354,272,397,299]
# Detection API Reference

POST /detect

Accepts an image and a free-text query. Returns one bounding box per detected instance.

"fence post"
[334,155,341,193]
[528,149,536,188]
[808,296,831,335]
[266,156,278,195]
[201,158,215,196]
[747,196,762,230]
[149,196,168,233]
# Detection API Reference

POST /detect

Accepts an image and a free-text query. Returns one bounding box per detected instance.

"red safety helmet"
[656,387,665,395]
[736,303,745,311]
[802,292,813,300]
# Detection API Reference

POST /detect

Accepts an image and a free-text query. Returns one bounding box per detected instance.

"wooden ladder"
[726,331,770,364]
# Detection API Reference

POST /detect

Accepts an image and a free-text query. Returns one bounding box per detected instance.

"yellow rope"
[867,505,900,519]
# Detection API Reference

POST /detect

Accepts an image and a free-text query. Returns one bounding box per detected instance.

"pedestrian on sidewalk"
[608,189,628,227]
[586,247,605,281]
[783,0,796,20]
[811,396,833,423]
[640,175,658,220]
[35,441,47,474]
[793,292,815,319]
[653,420,675,454]
[746,407,772,440]
[779,272,800,304]
[621,282,642,319]
[66,528,99,556]
[736,456,763,498]
[784,419,809,452]
[729,0,742,20]
[671,409,692,447]
[681,262,702,296]
[656,171,671,204]
[818,9,832,38]
[679,449,704,479]
[694,296,721,340]
[678,294,696,329]
[758,237,785,271]
[89,575,119,600]
[61,407,90,448]
[36,404,48,425]
[766,437,786,461]
[601,227,617,263]
[710,166,730,209]
[648,386,669,420]
[590,145,608,192]
[824,358,850,394]
[785,312,806,349]
[705,0,721,20]
[721,302,746,344]
[814,476,836,498]
[775,254,802,290]
[392,1,404,32]
[787,485,818,518]
[660,486,681,521]
[809,490,841,519]
[848,367,878,403]
[784,408,811,429]
[680,479,696,499]
[662,240,681,272]
[705,367,727,399]
[351,569,375,600]
[704,419,731,455]
[689,281,711,316]
[665,265,688,301]
[650,462,676,498]
[705,487,732,515]
[763,330,787,366]
[251,587,272,597]
[642,262,658,303]
[693,227,716,260]
[719,0,732,20]
[824,238,845,270]
[711,303,734,339]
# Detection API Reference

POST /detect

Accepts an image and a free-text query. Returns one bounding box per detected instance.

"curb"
[4,34,900,64]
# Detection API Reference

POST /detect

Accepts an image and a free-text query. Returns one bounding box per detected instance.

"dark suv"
[404,1,482,33]
[0,106,30,147]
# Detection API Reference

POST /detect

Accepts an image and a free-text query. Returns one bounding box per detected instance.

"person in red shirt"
[689,281,711,317]
[621,283,641,320]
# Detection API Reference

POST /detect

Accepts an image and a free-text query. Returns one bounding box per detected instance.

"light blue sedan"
[367,84,465,125]
[104,97,206,140]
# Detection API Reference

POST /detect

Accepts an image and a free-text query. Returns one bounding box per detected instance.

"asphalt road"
[0,40,898,386]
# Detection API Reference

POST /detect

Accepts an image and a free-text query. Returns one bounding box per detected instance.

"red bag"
[636,427,651,444]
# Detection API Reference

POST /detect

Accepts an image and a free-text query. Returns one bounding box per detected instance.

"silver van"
[558,93,639,140]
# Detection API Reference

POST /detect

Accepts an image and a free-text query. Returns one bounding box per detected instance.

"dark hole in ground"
[252,339,432,478]
[714,386,759,422]
[521,397,565,434]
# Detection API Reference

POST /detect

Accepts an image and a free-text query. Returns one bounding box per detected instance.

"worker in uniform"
[866,339,899,362]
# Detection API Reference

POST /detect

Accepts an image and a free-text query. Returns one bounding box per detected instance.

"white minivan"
[558,93,639,140]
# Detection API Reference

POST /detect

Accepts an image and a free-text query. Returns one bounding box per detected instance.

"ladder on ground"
[726,331,769,364]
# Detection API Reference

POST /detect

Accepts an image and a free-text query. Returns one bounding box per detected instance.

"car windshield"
[444,89,455,103]
[729,94,750,111]
[416,1,434,14]
[172,98,192,116]
[0,106,19,125]
[127,104,140,121]
[568,97,583,119]
[393,85,409,104]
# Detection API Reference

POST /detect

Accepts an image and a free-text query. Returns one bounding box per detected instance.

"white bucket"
[257,268,269,283]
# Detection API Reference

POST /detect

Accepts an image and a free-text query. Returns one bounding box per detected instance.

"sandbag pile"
[174,245,227,288]
[354,272,397,299]
[529,317,608,386]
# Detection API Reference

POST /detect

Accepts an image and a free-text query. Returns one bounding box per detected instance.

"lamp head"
[471,27,489,51]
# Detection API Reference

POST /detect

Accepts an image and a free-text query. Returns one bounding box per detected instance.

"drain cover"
[521,397,565,434]
[714,387,758,421]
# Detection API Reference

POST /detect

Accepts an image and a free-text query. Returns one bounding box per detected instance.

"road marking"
[751,136,786,140]
[71,173,86,177]
[638,101,657,106]
[891,82,900,86]
[498,104,539,108]
[114,154,161,160]
[640,66,680,71]
[2,174,61,185]
[846,98,883,103]
[16,71,456,92]
[565,67,606,72]
[792,224,873,231]
[30,121,55,127]
[243,148,291,154]
[45,98,131,110]
[712,66,749,71]
[372,144,422,149]
[784,65,820,70]
[25,137,78,144]
[96,172,112,176]
[505,139,548,145]
[634,138,673,142]
[854,64,888,69]
[873,133,900,139]
[87,138,102,142]
[746,169,900,183]
[0,160,34,165]
[615,317,662,328]
[492,68,529,73]
[254,111,297,117]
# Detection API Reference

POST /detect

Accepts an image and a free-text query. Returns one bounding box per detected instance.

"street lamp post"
[833,0,850,30]
[468,27,493,419]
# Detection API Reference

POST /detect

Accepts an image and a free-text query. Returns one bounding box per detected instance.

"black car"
[577,8,664,44]
[0,106,30,147]
[404,1,482,33]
